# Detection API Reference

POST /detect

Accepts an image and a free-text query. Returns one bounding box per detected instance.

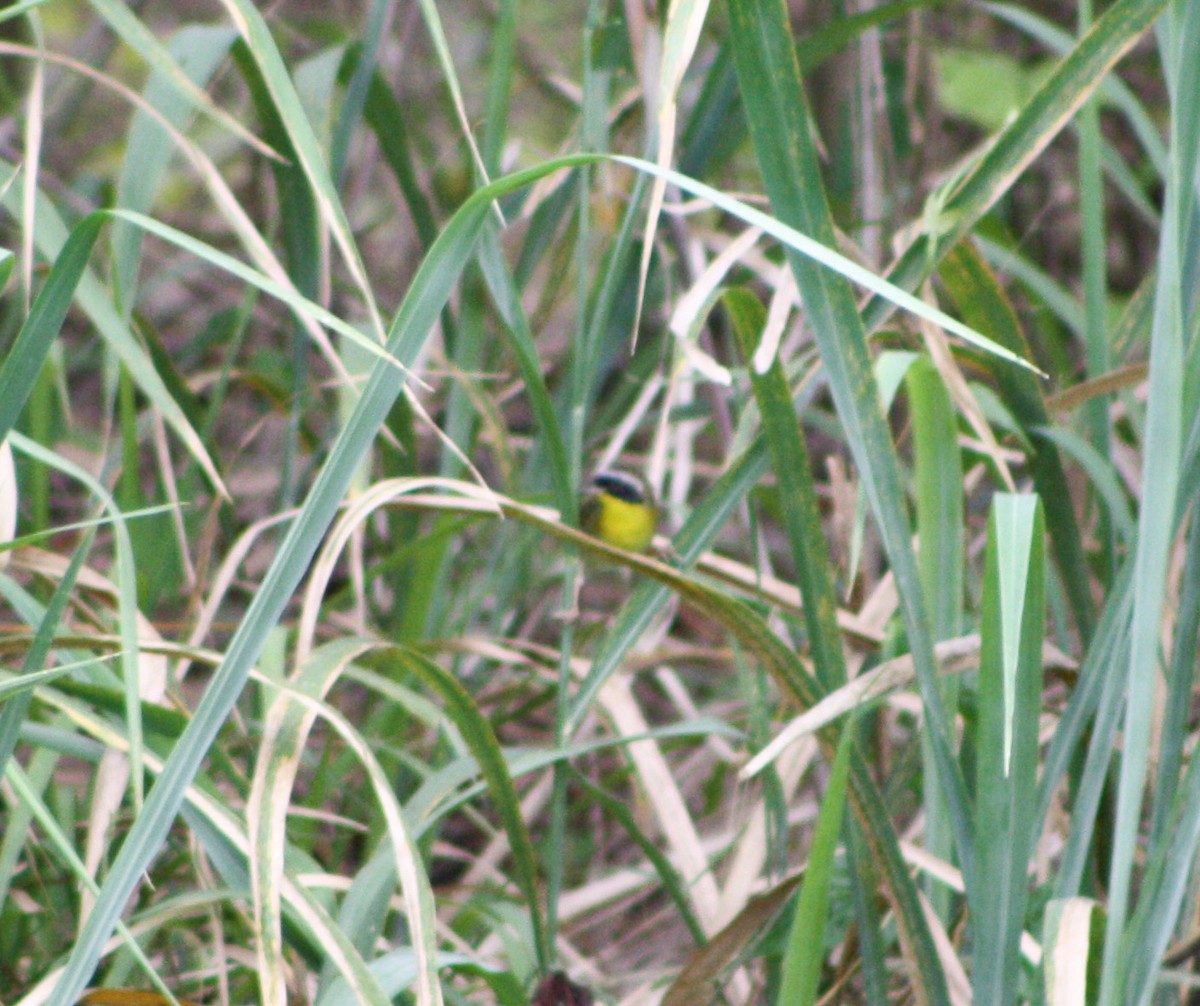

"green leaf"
[776,712,856,1005]
[725,287,847,690]
[972,493,1045,1005]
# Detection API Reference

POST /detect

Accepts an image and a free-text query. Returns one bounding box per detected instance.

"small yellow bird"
[580,471,658,553]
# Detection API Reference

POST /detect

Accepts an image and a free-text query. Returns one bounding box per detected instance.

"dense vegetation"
[0,1,1192,1004]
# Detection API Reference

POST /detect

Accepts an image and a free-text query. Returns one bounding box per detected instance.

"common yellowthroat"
[580,471,658,553]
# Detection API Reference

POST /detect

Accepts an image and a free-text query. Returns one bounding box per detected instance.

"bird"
[580,471,658,553]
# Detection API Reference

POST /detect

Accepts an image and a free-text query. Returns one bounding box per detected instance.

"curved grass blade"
[251,640,439,1006]
[7,431,147,809]
[389,645,549,974]
[85,0,277,162]
[44,153,598,1006]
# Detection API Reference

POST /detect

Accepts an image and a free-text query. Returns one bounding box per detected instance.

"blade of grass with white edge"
[250,639,438,1006]
[996,496,1037,776]
[610,154,1042,376]
[40,683,396,1006]
[634,0,712,343]
[1043,898,1101,1006]
[973,493,1046,1006]
[983,1,1167,175]
[43,153,600,1006]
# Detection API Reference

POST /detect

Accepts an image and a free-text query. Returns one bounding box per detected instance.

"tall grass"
[0,1,1192,1004]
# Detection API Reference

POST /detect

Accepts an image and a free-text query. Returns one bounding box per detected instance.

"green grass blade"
[0,214,104,444]
[476,225,571,517]
[1150,509,1200,842]
[1124,710,1200,1002]
[725,287,847,689]
[971,494,1045,1005]
[1099,8,1200,1000]
[906,355,963,924]
[353,51,440,251]
[0,177,226,496]
[776,712,855,1006]
[1045,565,1133,899]
[329,0,392,182]
[983,1,1168,174]
[907,357,964,642]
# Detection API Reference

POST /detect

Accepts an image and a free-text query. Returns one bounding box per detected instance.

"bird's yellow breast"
[592,492,657,552]
[581,473,658,552]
